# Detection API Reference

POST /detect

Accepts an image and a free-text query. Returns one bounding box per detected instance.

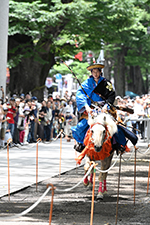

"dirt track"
[0,146,150,225]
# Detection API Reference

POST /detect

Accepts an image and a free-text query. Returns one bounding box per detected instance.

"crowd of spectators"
[1,85,150,149]
[115,94,150,139]
[0,89,78,149]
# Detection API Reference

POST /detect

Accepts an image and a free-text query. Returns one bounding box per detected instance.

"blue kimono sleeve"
[76,79,93,113]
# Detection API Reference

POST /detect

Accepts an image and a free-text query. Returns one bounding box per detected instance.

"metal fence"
[129,118,150,142]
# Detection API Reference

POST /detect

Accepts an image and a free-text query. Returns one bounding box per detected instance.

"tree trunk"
[8,34,55,101]
[104,54,113,80]
[127,65,146,95]
[113,47,126,97]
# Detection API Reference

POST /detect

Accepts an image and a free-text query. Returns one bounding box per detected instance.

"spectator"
[66,100,74,115]
[71,95,77,116]
[134,96,145,139]
[23,105,31,144]
[124,102,133,131]
[0,86,4,102]
[13,99,21,145]
[147,101,150,117]
[6,97,16,144]
[64,90,70,101]
[44,101,53,142]
[65,109,73,142]
[0,107,9,148]
[27,101,37,143]
[37,100,47,141]
[17,102,26,145]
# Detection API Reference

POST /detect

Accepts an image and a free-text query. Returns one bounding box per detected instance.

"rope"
[56,164,94,192]
[0,164,94,220]
[0,186,51,220]
[122,147,135,162]
[137,147,150,155]
[96,154,120,173]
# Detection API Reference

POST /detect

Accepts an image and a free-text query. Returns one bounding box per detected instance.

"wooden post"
[47,183,56,225]
[134,146,137,205]
[90,162,97,225]
[115,153,122,225]
[7,138,12,201]
[36,138,41,191]
[59,130,63,178]
[147,161,150,195]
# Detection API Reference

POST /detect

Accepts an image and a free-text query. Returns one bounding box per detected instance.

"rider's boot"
[74,142,85,153]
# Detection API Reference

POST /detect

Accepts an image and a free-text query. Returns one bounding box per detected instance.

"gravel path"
[0,145,150,225]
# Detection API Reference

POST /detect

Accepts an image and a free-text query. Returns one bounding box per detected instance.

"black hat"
[87,63,105,71]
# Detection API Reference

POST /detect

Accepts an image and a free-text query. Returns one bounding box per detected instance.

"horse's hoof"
[103,190,109,196]
[96,191,103,200]
[83,180,89,187]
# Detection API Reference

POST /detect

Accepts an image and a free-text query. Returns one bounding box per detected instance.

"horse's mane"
[88,113,118,136]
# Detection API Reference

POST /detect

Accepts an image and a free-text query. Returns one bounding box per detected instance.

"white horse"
[83,112,118,199]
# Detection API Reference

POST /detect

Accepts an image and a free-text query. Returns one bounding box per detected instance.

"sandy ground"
[0,146,150,225]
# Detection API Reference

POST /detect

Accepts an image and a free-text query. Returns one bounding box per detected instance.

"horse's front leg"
[97,153,114,200]
[83,155,94,189]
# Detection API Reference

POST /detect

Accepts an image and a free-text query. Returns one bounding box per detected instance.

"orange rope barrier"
[47,183,56,225]
[90,162,98,225]
[147,161,150,195]
[7,138,12,201]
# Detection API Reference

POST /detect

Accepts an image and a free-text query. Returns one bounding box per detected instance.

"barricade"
[129,117,150,142]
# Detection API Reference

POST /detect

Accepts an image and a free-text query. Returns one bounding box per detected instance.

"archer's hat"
[87,63,105,71]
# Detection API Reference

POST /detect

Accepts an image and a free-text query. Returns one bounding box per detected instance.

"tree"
[8,0,150,98]
[8,0,95,99]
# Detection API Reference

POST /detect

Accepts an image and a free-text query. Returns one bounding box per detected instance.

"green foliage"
[50,61,90,83]
[8,0,150,94]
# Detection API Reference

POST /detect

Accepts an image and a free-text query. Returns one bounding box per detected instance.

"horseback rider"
[71,63,138,153]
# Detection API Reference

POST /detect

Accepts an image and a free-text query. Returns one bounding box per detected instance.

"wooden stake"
[59,131,62,178]
[36,138,41,191]
[115,153,122,225]
[90,163,97,225]
[134,146,137,205]
[147,161,150,195]
[7,138,12,201]
[47,183,56,225]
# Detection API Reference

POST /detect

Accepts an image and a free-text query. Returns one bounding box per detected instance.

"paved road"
[0,138,82,198]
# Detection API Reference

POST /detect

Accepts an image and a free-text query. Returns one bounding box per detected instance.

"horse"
[75,112,118,200]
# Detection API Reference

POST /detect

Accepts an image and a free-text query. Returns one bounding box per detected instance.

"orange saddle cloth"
[75,129,113,164]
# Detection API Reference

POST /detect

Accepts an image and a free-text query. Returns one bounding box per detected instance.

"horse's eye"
[103,130,105,135]
[91,130,94,133]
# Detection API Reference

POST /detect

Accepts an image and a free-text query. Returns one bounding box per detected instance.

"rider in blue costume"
[71,63,137,153]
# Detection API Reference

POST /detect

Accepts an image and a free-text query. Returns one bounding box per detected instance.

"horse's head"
[91,122,106,152]
[88,113,118,153]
